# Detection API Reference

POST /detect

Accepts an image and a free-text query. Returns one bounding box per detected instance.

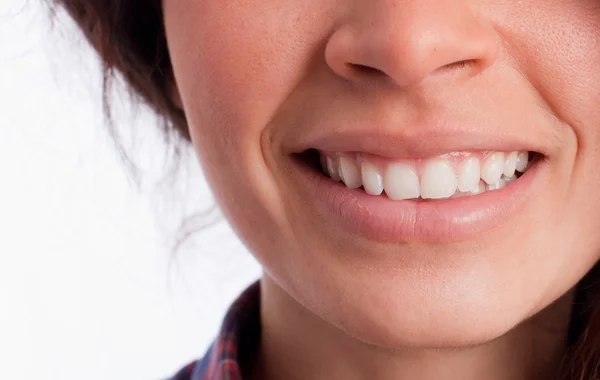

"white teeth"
[420,159,457,199]
[384,164,420,200]
[458,156,480,192]
[515,151,529,172]
[454,180,486,198]
[339,156,362,188]
[481,152,505,185]
[504,152,518,177]
[320,154,329,176]
[326,156,342,182]
[503,174,517,184]
[473,180,487,195]
[320,150,531,200]
[486,177,506,191]
[361,162,384,196]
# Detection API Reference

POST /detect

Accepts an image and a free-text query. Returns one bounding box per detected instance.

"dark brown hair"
[49,0,190,145]
[48,1,600,378]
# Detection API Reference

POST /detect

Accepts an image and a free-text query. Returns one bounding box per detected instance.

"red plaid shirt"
[169,281,261,380]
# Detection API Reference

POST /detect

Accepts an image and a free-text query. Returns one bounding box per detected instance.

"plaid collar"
[170,281,261,380]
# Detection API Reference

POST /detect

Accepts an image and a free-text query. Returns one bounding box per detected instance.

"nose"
[325,0,498,88]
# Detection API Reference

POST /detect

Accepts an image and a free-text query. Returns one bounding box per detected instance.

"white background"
[0,1,262,379]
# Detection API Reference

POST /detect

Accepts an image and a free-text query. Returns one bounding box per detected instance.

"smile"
[319,150,532,200]
[291,143,547,243]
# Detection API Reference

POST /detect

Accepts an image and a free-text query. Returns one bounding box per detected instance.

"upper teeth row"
[320,151,530,200]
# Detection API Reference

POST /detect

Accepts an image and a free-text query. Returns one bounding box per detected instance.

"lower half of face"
[164,0,600,347]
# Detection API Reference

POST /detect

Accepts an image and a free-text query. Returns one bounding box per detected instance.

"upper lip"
[287,120,550,159]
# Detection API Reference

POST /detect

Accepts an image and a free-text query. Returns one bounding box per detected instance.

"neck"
[248,275,574,380]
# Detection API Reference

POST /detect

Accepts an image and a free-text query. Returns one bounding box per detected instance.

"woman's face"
[164,0,600,346]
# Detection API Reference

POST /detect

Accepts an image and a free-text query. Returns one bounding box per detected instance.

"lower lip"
[294,157,546,243]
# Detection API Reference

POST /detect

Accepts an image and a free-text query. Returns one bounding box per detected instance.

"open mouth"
[291,147,545,242]
[297,149,541,201]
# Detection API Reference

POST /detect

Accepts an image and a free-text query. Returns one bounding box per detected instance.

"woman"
[50,1,600,379]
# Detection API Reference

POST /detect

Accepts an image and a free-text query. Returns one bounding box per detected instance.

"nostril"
[345,63,384,76]
[435,59,477,75]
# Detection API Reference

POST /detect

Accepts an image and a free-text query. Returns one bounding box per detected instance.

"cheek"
[538,14,600,236]
[162,0,337,255]
[163,0,329,190]
[499,4,600,147]
[524,5,600,282]
[496,2,600,231]
[164,0,331,145]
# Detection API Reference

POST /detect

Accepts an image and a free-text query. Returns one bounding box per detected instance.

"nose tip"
[325,1,498,88]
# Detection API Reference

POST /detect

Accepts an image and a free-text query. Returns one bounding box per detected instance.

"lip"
[286,120,553,159]
[292,153,546,243]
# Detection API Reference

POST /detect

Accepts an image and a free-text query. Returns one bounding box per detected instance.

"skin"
[163,0,600,379]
